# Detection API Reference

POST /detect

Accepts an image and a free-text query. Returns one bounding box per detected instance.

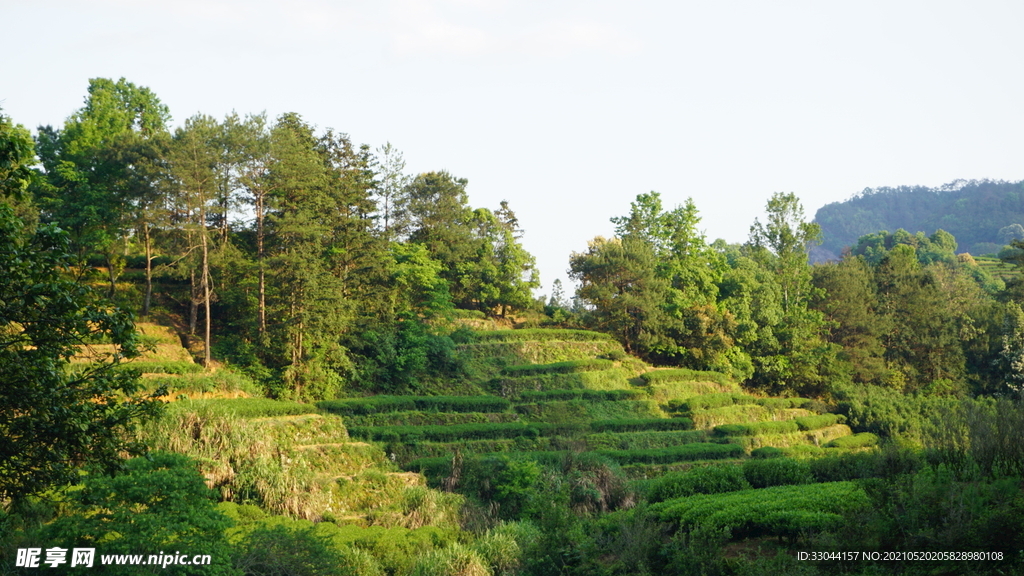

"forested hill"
[813,179,1024,259]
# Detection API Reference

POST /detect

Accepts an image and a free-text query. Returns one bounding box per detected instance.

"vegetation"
[5,87,1024,575]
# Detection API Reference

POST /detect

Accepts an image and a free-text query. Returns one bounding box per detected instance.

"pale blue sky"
[5,1,1024,294]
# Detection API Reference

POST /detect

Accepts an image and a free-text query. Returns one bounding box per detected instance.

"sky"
[5,0,1024,295]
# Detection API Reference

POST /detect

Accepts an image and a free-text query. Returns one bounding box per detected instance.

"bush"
[756,397,813,410]
[742,458,812,488]
[167,398,320,418]
[641,369,733,387]
[348,422,543,443]
[652,481,869,540]
[751,447,784,459]
[585,430,709,451]
[317,395,511,416]
[501,359,614,377]
[518,389,645,402]
[596,443,744,465]
[117,360,203,375]
[473,329,614,343]
[673,392,755,412]
[646,463,750,502]
[590,418,693,433]
[825,432,879,449]
[795,413,845,431]
[714,420,801,436]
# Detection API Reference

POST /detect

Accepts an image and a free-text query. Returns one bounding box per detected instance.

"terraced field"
[975,255,1021,282]
[129,322,884,562]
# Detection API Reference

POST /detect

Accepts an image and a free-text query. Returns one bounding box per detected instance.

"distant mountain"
[812,179,1024,260]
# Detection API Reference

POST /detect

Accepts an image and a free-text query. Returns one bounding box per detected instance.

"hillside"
[813,179,1024,259]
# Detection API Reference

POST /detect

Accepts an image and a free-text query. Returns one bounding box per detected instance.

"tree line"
[2,78,539,400]
[3,77,1023,403]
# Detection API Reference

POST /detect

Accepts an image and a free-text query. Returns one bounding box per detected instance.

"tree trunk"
[142,222,153,317]
[189,269,198,335]
[256,194,266,336]
[201,207,212,367]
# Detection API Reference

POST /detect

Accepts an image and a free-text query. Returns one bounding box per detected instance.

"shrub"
[673,393,755,412]
[590,418,693,433]
[825,432,879,449]
[742,458,812,488]
[595,443,744,465]
[473,329,614,343]
[167,398,320,418]
[652,481,870,540]
[756,397,813,410]
[348,422,543,443]
[647,463,750,502]
[501,359,614,376]
[518,389,645,402]
[317,395,511,416]
[714,420,800,436]
[585,430,709,451]
[795,413,845,431]
[117,360,203,374]
[641,369,733,387]
[751,447,784,459]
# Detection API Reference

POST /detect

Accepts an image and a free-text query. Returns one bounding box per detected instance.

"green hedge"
[348,422,540,443]
[756,397,814,410]
[518,389,646,402]
[585,430,709,451]
[595,443,744,465]
[641,369,733,387]
[343,411,522,427]
[825,432,879,449]
[646,463,750,502]
[590,418,693,433]
[501,359,614,377]
[652,481,869,540]
[405,444,742,476]
[472,329,614,343]
[673,393,755,412]
[317,395,511,416]
[794,413,845,431]
[167,398,320,418]
[118,360,203,374]
[714,420,801,437]
[742,457,812,488]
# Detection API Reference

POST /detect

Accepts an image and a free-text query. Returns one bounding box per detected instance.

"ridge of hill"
[813,179,1024,259]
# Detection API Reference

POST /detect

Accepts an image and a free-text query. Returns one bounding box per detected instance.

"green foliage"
[652,481,870,540]
[515,399,663,422]
[490,367,636,397]
[501,358,614,376]
[750,446,784,459]
[42,453,237,575]
[349,422,543,443]
[317,395,511,416]
[714,420,801,436]
[344,410,522,427]
[518,389,646,402]
[673,392,755,412]
[794,413,845,430]
[742,457,812,488]
[472,328,615,343]
[233,524,372,576]
[590,418,694,433]
[0,204,160,500]
[166,398,321,418]
[118,360,204,374]
[814,180,1024,258]
[595,443,744,465]
[640,368,734,386]
[646,463,750,502]
[585,430,710,451]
